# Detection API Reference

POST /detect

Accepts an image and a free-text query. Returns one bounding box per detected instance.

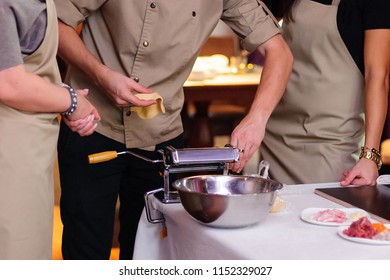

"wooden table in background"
[183,71,261,148]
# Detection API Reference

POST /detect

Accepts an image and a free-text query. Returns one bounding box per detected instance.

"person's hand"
[228,114,265,173]
[97,67,157,108]
[340,159,378,186]
[64,89,101,136]
[63,113,98,136]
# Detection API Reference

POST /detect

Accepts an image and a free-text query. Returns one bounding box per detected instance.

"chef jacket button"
[143,41,149,47]
[192,11,196,17]
[133,77,139,82]
[150,2,157,8]
[126,111,131,116]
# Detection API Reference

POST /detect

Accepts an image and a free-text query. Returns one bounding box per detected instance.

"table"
[183,71,260,147]
[133,182,390,260]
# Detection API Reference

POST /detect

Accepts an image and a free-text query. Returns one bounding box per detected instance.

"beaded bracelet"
[61,83,78,116]
[359,146,382,170]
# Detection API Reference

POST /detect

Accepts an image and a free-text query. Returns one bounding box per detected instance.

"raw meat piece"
[311,209,347,223]
[343,217,377,239]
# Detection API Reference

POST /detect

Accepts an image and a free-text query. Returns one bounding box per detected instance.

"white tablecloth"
[133,182,390,260]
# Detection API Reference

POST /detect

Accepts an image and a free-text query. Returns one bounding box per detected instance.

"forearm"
[364,74,389,150]
[247,35,293,125]
[57,21,108,87]
[0,65,71,113]
[363,29,390,150]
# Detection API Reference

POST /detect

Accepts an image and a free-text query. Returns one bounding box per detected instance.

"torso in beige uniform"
[53,0,281,149]
[261,0,364,184]
[0,0,61,259]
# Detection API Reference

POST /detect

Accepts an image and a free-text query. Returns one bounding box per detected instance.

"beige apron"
[261,0,364,184]
[0,0,61,259]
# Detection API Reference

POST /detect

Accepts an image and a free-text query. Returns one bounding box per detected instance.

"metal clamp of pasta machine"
[144,145,240,223]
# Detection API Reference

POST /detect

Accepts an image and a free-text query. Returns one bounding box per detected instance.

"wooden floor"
[52,205,63,260]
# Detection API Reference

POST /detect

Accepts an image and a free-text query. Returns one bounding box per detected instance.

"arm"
[0,64,74,113]
[0,64,100,136]
[0,66,100,137]
[341,29,390,186]
[0,63,99,118]
[229,34,293,173]
[57,21,156,108]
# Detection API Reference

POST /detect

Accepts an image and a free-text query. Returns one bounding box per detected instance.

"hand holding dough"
[130,92,165,119]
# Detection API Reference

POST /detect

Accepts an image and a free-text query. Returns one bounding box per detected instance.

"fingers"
[91,107,101,121]
[340,176,352,186]
[75,118,97,136]
[228,132,258,173]
[64,114,98,136]
[131,81,153,94]
[228,140,244,173]
[126,80,155,106]
[76,88,89,97]
[340,160,379,187]
[340,170,376,187]
[114,88,156,108]
[127,90,157,107]
[342,177,372,187]
[229,143,256,174]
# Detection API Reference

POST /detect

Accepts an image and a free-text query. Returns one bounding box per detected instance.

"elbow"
[365,67,390,93]
[0,85,16,104]
[261,35,294,72]
[0,75,14,104]
[0,66,26,104]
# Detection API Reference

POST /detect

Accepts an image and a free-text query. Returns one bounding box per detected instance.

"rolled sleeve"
[241,10,281,52]
[222,0,281,52]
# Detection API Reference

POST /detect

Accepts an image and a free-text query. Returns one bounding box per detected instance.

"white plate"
[377,174,390,185]
[300,207,369,226]
[337,225,390,245]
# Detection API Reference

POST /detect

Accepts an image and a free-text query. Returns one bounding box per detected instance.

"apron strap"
[258,1,282,30]
[332,0,341,6]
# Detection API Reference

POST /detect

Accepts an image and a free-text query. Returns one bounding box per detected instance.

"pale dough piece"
[270,196,287,213]
[130,92,165,119]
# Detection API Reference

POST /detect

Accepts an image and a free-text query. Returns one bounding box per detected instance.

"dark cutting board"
[315,185,390,223]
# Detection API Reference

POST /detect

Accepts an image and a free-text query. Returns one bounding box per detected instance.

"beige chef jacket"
[54,0,281,149]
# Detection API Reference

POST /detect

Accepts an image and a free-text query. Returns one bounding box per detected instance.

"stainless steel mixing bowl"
[172,175,283,228]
